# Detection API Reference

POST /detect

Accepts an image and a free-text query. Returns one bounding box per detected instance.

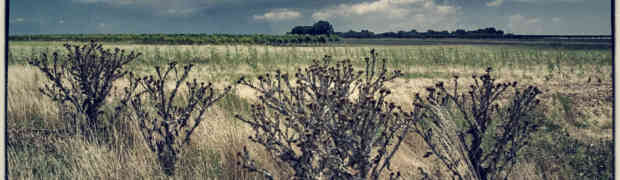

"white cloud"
[313,0,427,18]
[253,9,302,21]
[98,22,106,27]
[16,18,24,22]
[59,20,65,24]
[512,0,584,3]
[165,8,199,16]
[552,17,561,23]
[486,0,504,7]
[312,11,330,20]
[311,0,460,32]
[507,14,543,34]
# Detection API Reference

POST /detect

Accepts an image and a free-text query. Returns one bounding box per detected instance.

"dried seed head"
[237,77,244,84]
[534,87,542,94]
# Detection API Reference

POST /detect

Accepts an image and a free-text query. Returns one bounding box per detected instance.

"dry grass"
[7,65,62,129]
[7,42,613,179]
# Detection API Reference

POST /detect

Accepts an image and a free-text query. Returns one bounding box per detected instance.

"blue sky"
[9,0,612,35]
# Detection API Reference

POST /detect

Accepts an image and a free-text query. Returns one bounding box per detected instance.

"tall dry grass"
[7,42,613,179]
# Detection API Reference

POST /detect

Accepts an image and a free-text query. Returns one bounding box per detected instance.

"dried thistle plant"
[410,68,542,180]
[125,62,232,176]
[235,49,416,180]
[28,40,141,138]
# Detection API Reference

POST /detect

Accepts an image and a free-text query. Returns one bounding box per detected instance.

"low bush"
[125,62,232,176]
[235,50,411,179]
[28,40,141,140]
[410,68,543,180]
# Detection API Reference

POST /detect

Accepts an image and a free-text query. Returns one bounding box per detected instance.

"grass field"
[7,40,613,179]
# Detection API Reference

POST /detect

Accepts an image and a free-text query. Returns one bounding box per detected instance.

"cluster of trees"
[336,27,508,39]
[9,33,341,45]
[288,21,335,35]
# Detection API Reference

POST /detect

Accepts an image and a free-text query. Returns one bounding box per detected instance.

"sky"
[9,0,612,35]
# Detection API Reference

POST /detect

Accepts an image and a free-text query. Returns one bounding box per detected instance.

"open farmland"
[7,40,613,179]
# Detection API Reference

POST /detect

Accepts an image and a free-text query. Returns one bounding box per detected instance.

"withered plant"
[126,62,231,176]
[235,50,416,180]
[28,41,141,138]
[410,68,542,180]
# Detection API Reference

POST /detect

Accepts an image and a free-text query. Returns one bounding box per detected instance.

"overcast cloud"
[512,0,585,3]
[9,0,611,35]
[507,14,543,34]
[486,0,504,7]
[310,0,462,32]
[254,9,302,21]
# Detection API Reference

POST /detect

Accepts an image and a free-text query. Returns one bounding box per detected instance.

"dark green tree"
[311,20,335,35]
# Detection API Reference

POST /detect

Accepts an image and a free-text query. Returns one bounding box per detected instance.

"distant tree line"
[290,21,611,40]
[335,27,509,39]
[289,21,509,38]
[9,33,341,45]
[333,29,612,40]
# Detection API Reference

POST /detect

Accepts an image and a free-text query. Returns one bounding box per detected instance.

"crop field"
[7,40,613,179]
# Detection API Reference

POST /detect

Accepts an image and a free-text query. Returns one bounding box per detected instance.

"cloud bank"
[512,0,584,3]
[486,0,504,7]
[253,9,302,21]
[8,0,610,35]
[72,0,209,16]
[311,0,461,33]
[507,14,543,34]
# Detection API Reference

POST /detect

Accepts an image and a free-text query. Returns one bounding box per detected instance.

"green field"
[7,40,613,179]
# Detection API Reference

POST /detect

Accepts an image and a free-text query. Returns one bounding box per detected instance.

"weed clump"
[411,68,542,180]
[235,49,413,180]
[28,40,141,139]
[125,62,231,176]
